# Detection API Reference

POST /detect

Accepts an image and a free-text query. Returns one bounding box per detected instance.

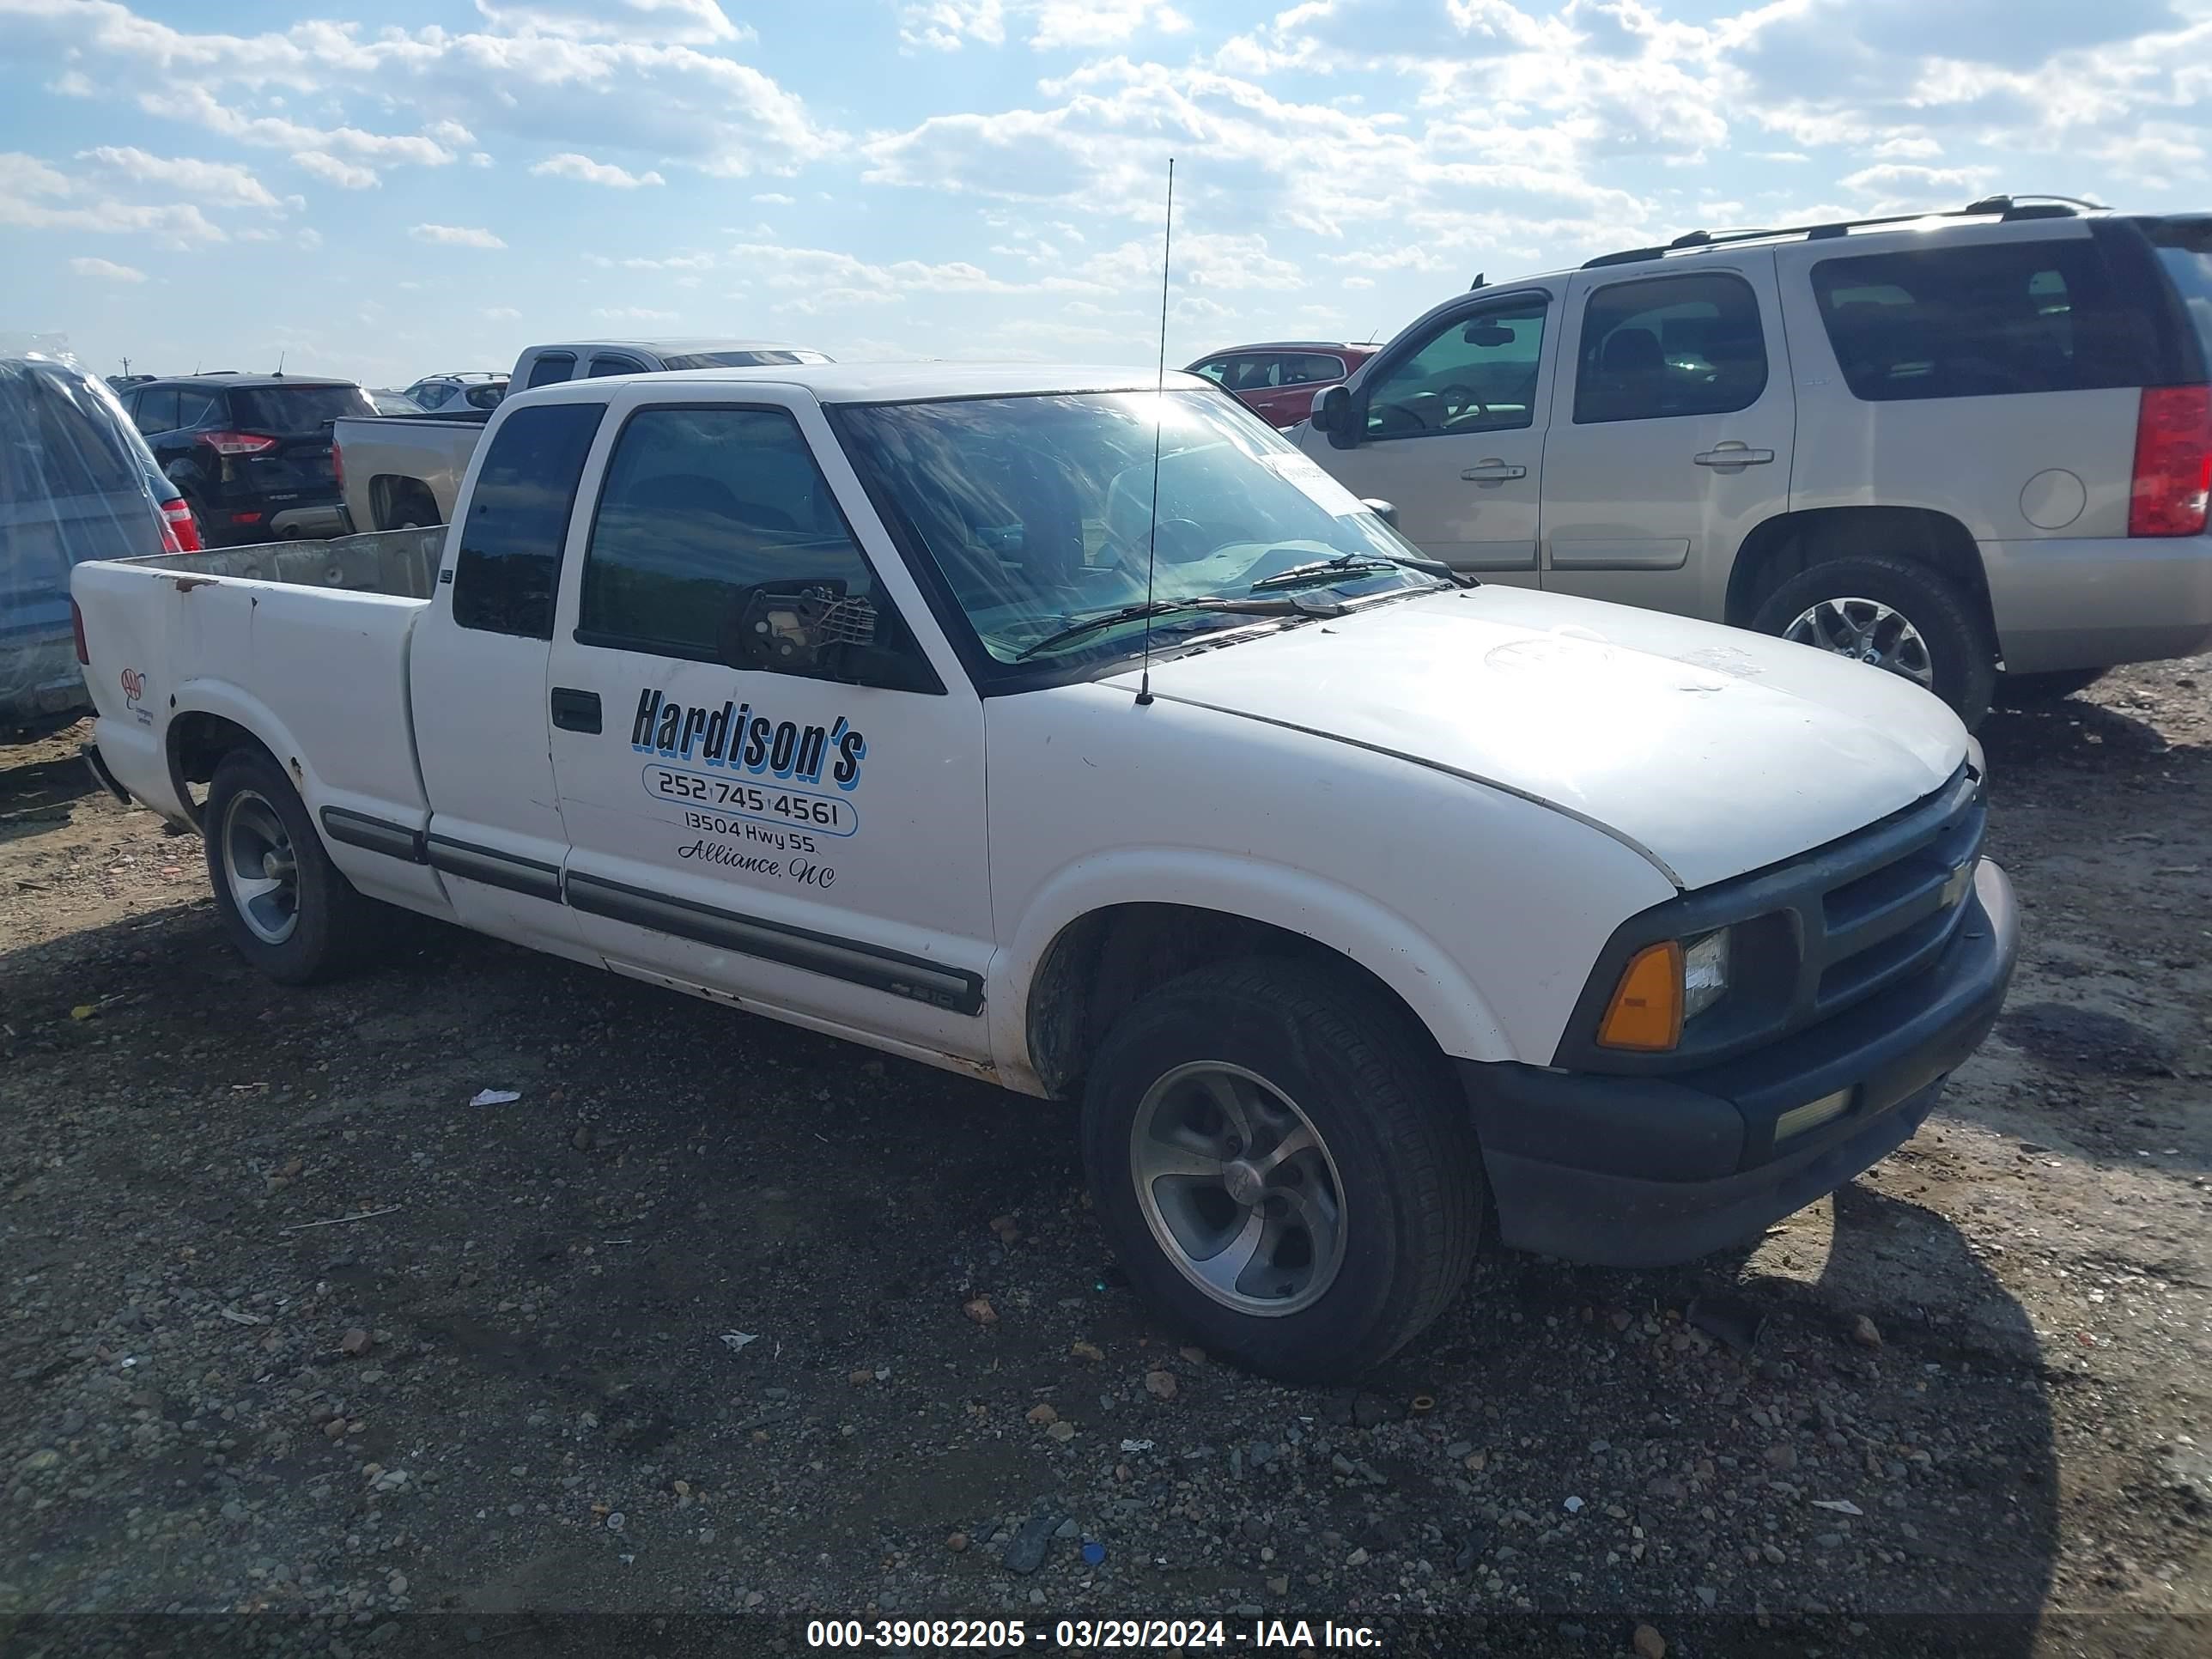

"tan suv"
[1299,196,2212,724]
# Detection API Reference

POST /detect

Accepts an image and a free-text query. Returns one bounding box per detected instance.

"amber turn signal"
[1597,940,1683,1051]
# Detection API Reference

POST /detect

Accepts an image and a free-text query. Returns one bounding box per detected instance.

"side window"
[417,382,453,409]
[132,387,179,434]
[587,355,647,379]
[1188,358,1233,385]
[1574,273,1768,425]
[1281,353,1345,386]
[173,389,218,428]
[1364,297,1548,440]
[1810,241,2154,401]
[578,406,923,684]
[451,402,606,640]
[524,352,575,390]
[1224,355,1278,392]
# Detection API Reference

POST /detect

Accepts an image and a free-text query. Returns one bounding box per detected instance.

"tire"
[1748,555,1996,728]
[1080,957,1483,1382]
[203,748,386,985]
[1992,666,2106,708]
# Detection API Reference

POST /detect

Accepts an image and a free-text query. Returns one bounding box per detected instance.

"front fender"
[985,846,1516,1095]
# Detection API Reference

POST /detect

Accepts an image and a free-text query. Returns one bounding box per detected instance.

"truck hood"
[1103,585,1968,891]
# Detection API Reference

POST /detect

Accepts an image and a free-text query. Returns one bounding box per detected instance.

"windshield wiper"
[1250,552,1474,592]
[1014,595,1343,662]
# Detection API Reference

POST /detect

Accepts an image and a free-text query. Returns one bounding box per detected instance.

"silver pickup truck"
[333,337,830,531]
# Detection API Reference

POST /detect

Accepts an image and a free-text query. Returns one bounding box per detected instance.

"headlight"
[1596,927,1734,1052]
[1682,928,1731,1021]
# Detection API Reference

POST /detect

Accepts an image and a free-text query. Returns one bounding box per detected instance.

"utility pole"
[120,355,131,377]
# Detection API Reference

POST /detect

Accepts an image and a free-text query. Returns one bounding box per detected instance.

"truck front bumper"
[1462,858,2020,1269]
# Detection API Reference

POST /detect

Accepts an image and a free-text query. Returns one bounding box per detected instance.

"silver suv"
[1298,196,2212,723]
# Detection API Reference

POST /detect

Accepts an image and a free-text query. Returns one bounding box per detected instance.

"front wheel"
[204,748,387,985]
[1080,958,1483,1382]
[1750,554,1996,727]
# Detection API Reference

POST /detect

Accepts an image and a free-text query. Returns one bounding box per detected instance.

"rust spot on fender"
[171,576,216,593]
[289,757,304,786]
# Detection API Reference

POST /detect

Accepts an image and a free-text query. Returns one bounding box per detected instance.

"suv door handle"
[550,687,600,733]
[1461,461,1527,483]
[1693,445,1775,468]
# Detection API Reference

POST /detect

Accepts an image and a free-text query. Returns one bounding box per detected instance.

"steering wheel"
[1439,384,1491,423]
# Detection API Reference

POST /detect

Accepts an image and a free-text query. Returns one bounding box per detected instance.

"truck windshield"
[228,384,375,431]
[831,390,1443,667]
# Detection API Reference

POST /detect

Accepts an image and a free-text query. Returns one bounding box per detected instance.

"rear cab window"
[451,403,607,638]
[1811,239,2159,400]
[524,353,576,389]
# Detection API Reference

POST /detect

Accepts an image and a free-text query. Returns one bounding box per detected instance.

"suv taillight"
[71,599,89,666]
[198,429,278,456]
[159,497,202,553]
[2130,386,2212,538]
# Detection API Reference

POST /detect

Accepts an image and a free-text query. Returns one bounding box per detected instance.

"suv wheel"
[1751,555,1996,727]
[204,748,388,985]
[1080,958,1482,1382]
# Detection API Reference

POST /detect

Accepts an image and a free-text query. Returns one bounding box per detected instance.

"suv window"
[578,406,913,681]
[1575,272,1767,424]
[174,388,219,428]
[228,385,374,430]
[414,382,453,409]
[1188,358,1234,385]
[587,355,647,379]
[1280,353,1346,386]
[131,387,179,434]
[2145,222,2212,362]
[1364,297,1548,439]
[451,402,606,639]
[1811,241,2155,401]
[525,352,575,389]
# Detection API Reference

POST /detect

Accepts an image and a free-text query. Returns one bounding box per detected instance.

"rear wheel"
[1992,666,2106,708]
[1080,958,1482,1382]
[204,748,387,985]
[1750,554,1996,727]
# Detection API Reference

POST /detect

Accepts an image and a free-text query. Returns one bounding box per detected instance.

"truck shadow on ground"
[0,740,102,844]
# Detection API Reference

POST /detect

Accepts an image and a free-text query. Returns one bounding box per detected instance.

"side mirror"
[1361,498,1398,527]
[1310,383,1351,434]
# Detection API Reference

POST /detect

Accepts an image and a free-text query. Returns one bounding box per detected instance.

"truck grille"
[1806,767,1986,1020]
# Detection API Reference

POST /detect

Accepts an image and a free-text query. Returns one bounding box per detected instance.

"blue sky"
[3,0,2209,389]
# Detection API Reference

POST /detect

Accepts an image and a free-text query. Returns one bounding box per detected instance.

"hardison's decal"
[630,689,866,791]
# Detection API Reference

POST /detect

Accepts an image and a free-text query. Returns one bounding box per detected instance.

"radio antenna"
[1135,155,1175,708]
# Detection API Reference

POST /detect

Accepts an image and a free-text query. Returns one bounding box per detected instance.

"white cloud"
[900,0,1006,50]
[410,222,506,248]
[0,149,227,245]
[752,191,794,205]
[532,152,665,188]
[70,254,147,282]
[292,150,377,190]
[76,144,285,208]
[595,305,681,322]
[473,0,744,45]
[48,69,94,96]
[484,306,523,319]
[1838,162,1997,209]
[898,0,1188,52]
[1030,0,1190,51]
[296,227,322,250]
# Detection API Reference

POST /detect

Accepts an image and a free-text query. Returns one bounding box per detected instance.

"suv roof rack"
[1580,193,2112,270]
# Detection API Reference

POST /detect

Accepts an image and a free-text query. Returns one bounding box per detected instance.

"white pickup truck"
[71,364,2020,1380]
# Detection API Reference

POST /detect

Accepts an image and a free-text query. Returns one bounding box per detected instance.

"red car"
[1185,341,1379,428]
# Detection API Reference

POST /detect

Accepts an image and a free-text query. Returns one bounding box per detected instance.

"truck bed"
[71,526,446,865]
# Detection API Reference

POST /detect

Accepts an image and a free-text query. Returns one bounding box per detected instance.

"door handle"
[1461,461,1527,483]
[1693,445,1775,468]
[550,687,601,733]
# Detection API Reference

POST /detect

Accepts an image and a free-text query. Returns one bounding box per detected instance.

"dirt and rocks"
[2,661,2210,1656]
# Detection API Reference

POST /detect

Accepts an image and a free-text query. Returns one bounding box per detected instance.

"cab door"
[1538,258,1796,620]
[544,385,994,1062]
[1298,288,1559,583]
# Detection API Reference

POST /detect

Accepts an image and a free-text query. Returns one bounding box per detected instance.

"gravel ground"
[3,662,2210,1657]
